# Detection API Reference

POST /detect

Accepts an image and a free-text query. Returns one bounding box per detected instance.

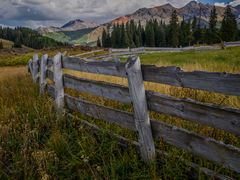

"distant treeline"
[0,27,67,49]
[99,6,240,48]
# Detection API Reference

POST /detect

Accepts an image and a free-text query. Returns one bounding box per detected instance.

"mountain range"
[37,1,240,46]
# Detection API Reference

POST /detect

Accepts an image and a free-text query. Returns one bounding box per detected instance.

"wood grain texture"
[63,74,240,136]
[147,91,240,136]
[53,53,64,110]
[126,56,156,163]
[142,65,240,96]
[47,69,54,81]
[39,54,48,94]
[32,54,39,83]
[64,74,131,104]
[62,56,240,96]
[63,56,126,77]
[47,58,53,66]
[28,59,33,76]
[47,84,55,98]
[150,119,240,173]
[65,95,136,131]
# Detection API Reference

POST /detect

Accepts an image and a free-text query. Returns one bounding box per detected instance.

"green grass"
[122,47,240,73]
[44,32,72,44]
[0,70,196,179]
[1,47,240,179]
[0,53,34,67]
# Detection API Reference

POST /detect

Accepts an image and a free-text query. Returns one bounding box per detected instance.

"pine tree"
[0,41,3,49]
[97,37,101,47]
[105,33,112,48]
[169,10,179,47]
[209,6,219,44]
[191,16,201,44]
[221,6,238,42]
[111,25,117,48]
[159,25,167,47]
[145,21,155,47]
[101,29,107,47]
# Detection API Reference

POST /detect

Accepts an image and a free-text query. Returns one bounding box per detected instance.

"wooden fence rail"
[28,53,240,177]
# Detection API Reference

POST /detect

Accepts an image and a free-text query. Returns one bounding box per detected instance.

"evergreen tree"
[179,17,191,47]
[97,37,101,47]
[0,41,3,49]
[145,21,155,47]
[105,33,112,48]
[209,6,219,44]
[221,6,238,41]
[13,31,22,48]
[169,10,179,47]
[159,25,167,47]
[191,16,202,44]
[101,29,107,47]
[111,25,117,48]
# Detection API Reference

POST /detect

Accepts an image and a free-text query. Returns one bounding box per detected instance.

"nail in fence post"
[53,53,65,113]
[39,54,48,95]
[32,54,39,83]
[125,56,156,163]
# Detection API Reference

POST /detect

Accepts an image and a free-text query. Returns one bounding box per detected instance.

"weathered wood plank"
[147,91,240,136]
[47,58,53,67]
[62,56,240,96]
[142,65,240,96]
[63,74,240,136]
[64,74,131,104]
[70,50,103,58]
[28,59,33,75]
[53,53,64,110]
[63,56,126,77]
[47,69,54,81]
[47,84,55,98]
[150,119,240,173]
[32,54,39,83]
[126,56,156,163]
[65,95,136,131]
[39,54,48,94]
[64,94,240,173]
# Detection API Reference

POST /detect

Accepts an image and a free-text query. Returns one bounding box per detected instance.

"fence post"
[39,54,48,95]
[125,56,156,163]
[53,53,64,114]
[32,54,39,83]
[28,59,33,75]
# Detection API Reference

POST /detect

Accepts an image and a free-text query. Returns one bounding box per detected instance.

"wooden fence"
[109,45,222,53]
[28,53,240,177]
[224,41,240,47]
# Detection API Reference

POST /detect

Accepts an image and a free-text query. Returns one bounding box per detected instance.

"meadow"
[0,47,240,179]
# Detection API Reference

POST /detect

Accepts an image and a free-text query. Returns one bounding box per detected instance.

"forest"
[0,27,67,49]
[100,6,240,48]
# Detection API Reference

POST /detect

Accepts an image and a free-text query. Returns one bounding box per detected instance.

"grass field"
[0,47,240,179]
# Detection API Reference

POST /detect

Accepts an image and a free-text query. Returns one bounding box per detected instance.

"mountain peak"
[185,1,198,7]
[61,19,99,31]
[61,19,85,28]
[158,3,175,9]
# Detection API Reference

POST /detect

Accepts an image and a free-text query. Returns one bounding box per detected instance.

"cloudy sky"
[0,0,239,28]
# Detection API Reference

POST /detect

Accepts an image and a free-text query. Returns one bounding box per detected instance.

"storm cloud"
[0,0,239,28]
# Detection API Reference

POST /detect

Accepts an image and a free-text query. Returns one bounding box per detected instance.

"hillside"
[112,1,240,26]
[39,1,240,46]
[37,19,99,34]
[0,38,14,48]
